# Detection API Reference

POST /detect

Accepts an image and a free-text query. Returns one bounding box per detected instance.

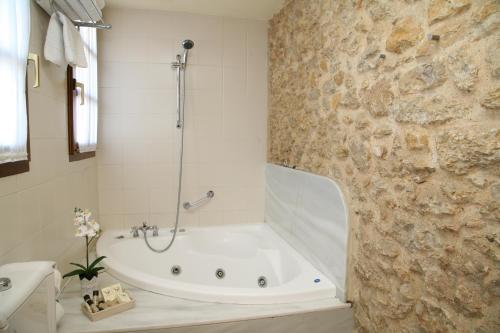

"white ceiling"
[105,0,286,20]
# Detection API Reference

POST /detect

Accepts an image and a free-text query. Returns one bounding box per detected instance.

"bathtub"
[96,224,337,304]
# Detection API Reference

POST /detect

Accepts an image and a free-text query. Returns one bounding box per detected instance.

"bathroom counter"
[57,273,351,333]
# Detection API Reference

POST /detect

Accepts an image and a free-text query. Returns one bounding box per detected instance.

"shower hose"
[142,60,186,253]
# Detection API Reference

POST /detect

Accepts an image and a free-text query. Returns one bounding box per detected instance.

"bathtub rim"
[96,223,338,305]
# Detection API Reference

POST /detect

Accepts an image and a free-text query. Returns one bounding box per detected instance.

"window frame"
[0,0,31,178]
[0,80,30,178]
[66,65,96,162]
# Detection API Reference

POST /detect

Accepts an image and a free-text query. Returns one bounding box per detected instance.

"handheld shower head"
[181,40,194,65]
[182,40,194,50]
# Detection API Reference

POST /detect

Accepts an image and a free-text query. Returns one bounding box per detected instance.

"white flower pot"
[80,276,99,297]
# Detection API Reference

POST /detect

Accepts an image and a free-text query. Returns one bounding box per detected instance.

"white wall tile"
[199,211,224,226]
[99,114,124,139]
[149,189,173,214]
[223,18,247,68]
[123,189,149,214]
[123,140,151,165]
[99,62,175,89]
[98,166,124,190]
[0,5,99,267]
[0,175,18,198]
[149,213,175,228]
[187,39,223,67]
[99,214,124,229]
[186,65,223,92]
[99,189,123,214]
[0,194,21,257]
[97,140,123,165]
[148,164,173,190]
[97,8,267,230]
[124,213,149,228]
[123,165,151,189]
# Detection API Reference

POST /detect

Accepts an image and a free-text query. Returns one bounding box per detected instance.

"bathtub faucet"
[130,222,159,238]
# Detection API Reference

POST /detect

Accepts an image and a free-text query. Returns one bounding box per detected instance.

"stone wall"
[268,0,499,332]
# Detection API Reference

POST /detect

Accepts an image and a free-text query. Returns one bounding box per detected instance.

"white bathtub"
[96,224,337,304]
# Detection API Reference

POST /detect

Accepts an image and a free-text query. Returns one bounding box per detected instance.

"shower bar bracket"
[183,191,215,210]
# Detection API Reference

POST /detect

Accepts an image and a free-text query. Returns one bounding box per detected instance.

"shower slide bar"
[183,191,215,210]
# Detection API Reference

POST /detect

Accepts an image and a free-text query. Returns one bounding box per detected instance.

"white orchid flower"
[73,207,101,238]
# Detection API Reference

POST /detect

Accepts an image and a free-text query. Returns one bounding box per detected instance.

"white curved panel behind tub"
[265,164,348,302]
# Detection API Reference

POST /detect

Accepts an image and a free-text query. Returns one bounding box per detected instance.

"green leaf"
[69,262,87,270]
[88,256,106,270]
[93,267,105,272]
[63,269,85,279]
[86,267,104,277]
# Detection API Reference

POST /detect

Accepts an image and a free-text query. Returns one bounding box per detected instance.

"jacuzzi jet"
[258,276,267,288]
[215,268,225,279]
[171,265,182,275]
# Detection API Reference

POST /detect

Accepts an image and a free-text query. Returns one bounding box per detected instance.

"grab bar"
[183,191,214,210]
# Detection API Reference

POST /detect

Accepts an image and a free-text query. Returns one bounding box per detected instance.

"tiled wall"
[97,8,268,229]
[0,1,99,272]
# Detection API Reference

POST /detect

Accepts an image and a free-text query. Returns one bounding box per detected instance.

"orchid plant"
[63,208,106,281]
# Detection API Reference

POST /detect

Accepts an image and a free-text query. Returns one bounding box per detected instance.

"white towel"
[44,13,67,67]
[58,12,88,68]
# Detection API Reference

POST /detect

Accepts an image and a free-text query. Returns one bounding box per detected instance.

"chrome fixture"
[171,265,182,275]
[257,276,267,288]
[170,228,186,233]
[172,39,195,128]
[183,191,215,210]
[0,277,11,292]
[131,222,159,238]
[215,268,225,279]
[130,226,139,238]
[72,20,111,29]
[181,39,194,66]
[142,40,194,254]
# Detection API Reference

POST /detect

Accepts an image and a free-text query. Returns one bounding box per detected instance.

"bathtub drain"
[171,265,182,275]
[258,276,267,288]
[215,268,225,279]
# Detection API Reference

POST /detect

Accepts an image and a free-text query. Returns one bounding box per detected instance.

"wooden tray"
[81,293,135,321]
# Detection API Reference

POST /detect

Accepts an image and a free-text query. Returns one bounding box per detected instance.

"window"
[0,0,31,178]
[67,27,98,162]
